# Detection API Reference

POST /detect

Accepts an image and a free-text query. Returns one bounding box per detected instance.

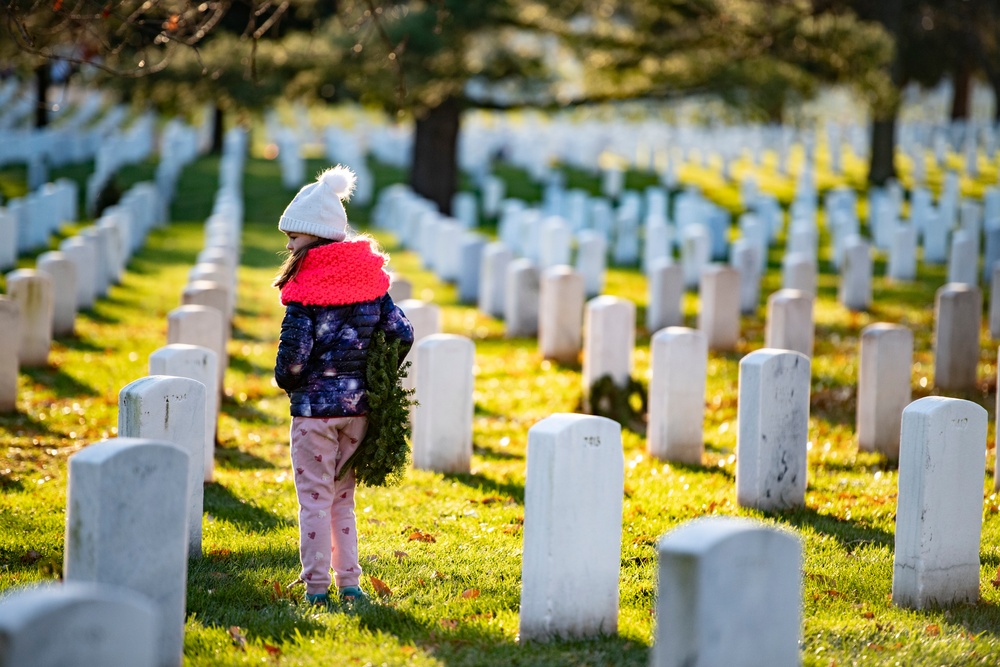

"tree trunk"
[950,62,971,120]
[869,118,897,186]
[867,0,903,186]
[410,97,461,215]
[211,104,225,155]
[34,64,50,129]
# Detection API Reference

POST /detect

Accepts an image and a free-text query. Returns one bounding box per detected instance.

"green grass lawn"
[2,151,1000,666]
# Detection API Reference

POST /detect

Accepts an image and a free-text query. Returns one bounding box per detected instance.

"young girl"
[273,165,413,606]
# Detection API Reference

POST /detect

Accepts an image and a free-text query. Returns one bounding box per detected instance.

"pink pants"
[290,415,367,595]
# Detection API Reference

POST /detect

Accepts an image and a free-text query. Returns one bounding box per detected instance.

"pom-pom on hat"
[278,165,357,241]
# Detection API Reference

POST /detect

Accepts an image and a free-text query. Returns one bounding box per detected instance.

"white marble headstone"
[118,376,207,558]
[736,349,810,511]
[519,414,623,642]
[892,397,987,609]
[653,517,802,667]
[411,335,475,473]
[64,438,190,667]
[647,327,707,464]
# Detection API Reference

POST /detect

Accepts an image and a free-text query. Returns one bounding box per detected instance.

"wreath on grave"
[336,329,416,487]
[585,374,648,433]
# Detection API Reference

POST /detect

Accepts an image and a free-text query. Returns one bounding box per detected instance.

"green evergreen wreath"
[586,374,648,433]
[337,330,416,487]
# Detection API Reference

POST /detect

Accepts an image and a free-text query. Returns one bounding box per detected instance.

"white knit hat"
[278,165,357,241]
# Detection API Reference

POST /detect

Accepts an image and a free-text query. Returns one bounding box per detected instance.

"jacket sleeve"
[274,302,314,391]
[379,293,414,364]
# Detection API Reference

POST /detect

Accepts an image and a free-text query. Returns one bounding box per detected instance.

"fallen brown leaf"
[439,619,459,629]
[394,550,409,561]
[263,643,281,657]
[461,588,480,599]
[370,575,392,598]
[925,624,940,636]
[408,530,436,543]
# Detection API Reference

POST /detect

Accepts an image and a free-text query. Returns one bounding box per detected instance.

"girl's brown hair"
[272,237,335,289]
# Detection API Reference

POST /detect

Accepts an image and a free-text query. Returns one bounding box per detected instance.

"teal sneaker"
[305,592,330,607]
[338,586,368,603]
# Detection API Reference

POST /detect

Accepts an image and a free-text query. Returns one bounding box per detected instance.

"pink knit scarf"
[280,240,390,306]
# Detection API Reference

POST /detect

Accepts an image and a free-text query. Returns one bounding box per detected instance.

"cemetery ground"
[2,154,1000,667]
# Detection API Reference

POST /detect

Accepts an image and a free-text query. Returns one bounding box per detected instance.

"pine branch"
[337,329,416,487]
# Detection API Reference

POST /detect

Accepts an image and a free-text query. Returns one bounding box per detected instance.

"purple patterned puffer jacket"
[274,241,414,417]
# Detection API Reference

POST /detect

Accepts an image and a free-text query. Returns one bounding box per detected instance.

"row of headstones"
[391,175,1000,351]
[169,126,251,484]
[0,178,77,261]
[0,107,212,267]
[375,178,998,336]
[385,275,988,483]
[364,107,997,288]
[0,131,251,666]
[0,87,110,174]
[87,109,215,218]
[83,112,158,214]
[0,179,169,413]
[361,107,998,285]
[152,116,211,216]
[0,121,244,411]
[445,231,993,383]
[456,115,991,200]
[0,391,985,666]
[346,96,998,193]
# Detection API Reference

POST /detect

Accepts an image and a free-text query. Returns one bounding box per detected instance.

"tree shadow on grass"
[185,543,328,641]
[226,354,274,378]
[472,443,524,462]
[441,471,525,504]
[0,409,60,439]
[127,249,199,274]
[213,440,278,471]
[933,600,1000,640]
[0,472,24,492]
[203,482,292,533]
[220,399,284,427]
[769,505,894,554]
[21,365,99,399]
[54,332,106,352]
[350,600,648,667]
[76,305,122,325]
